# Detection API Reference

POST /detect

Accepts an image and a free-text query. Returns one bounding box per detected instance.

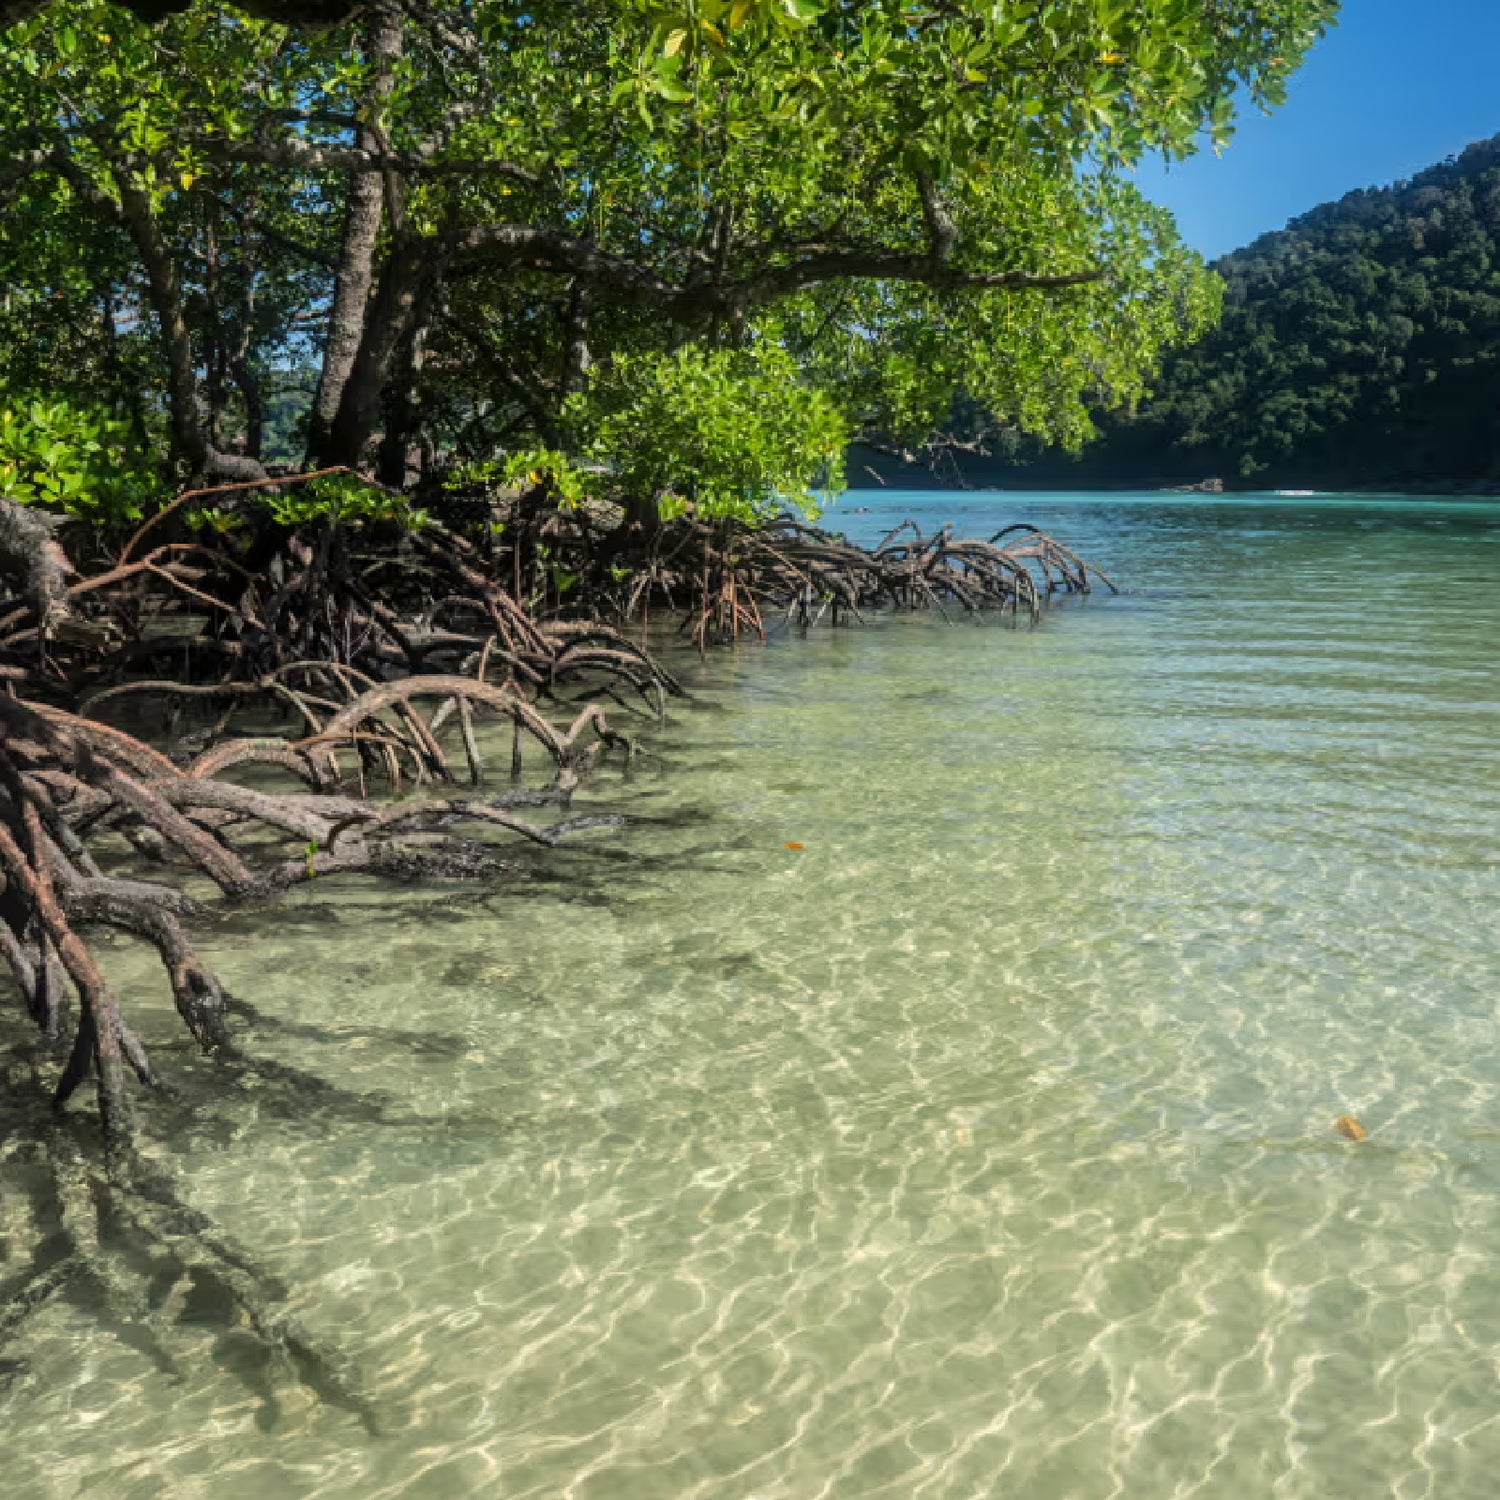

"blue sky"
[1132,0,1500,261]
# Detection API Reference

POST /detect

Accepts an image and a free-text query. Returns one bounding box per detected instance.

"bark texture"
[0,498,74,640]
[306,4,404,467]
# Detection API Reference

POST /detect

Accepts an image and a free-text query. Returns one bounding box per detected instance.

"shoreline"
[834,483,1500,505]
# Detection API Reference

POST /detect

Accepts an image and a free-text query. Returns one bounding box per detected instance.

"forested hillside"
[979,134,1500,491]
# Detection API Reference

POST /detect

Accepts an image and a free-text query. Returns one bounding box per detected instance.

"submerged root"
[0,663,637,1420]
[0,668,634,1180]
[0,1090,384,1432]
[0,476,1118,1414]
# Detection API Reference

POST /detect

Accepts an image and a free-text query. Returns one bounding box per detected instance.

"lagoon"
[4,491,1500,1497]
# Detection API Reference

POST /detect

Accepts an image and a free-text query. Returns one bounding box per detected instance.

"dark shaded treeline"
[877,135,1500,494]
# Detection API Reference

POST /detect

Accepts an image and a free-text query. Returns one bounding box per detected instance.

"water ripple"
[4,492,1500,1496]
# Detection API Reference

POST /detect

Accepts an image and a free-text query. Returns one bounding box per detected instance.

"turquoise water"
[4,491,1500,1497]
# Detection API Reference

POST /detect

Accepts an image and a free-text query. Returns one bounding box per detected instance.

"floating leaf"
[784,841,805,851]
[1334,1115,1368,1143]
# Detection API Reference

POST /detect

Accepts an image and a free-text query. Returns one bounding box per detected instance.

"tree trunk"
[101,286,151,455]
[229,207,265,460]
[234,358,265,461]
[560,279,593,398]
[375,277,435,488]
[376,364,415,489]
[114,178,265,485]
[204,215,224,451]
[322,236,432,469]
[0,496,74,637]
[114,179,211,476]
[305,4,403,467]
[624,489,665,535]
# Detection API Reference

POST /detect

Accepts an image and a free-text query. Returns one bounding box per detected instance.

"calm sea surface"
[5,491,1500,1497]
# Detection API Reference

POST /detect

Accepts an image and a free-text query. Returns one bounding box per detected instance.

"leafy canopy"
[0,0,1338,517]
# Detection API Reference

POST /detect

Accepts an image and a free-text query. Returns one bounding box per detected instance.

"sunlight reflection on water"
[4,491,1500,1498]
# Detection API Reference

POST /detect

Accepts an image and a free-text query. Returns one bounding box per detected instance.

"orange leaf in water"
[1335,1115,1368,1143]
[784,842,805,851]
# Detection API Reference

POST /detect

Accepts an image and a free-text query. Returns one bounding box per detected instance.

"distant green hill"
[942,135,1500,493]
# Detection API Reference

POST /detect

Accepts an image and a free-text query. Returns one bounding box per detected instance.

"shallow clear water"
[5,491,1500,1497]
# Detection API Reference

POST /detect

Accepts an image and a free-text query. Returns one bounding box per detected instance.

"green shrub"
[575,344,849,524]
[260,471,428,529]
[491,346,848,528]
[0,391,163,526]
[185,471,429,539]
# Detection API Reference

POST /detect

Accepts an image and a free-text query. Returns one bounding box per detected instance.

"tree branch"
[198,136,537,183]
[1,0,366,30]
[916,171,959,266]
[442,314,565,448]
[451,224,1104,322]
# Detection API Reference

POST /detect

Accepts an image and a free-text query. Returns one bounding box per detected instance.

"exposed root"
[2,480,680,718]
[0,673,631,1174]
[684,515,1116,641]
[436,480,1115,647]
[0,652,640,1416]
[0,471,1118,1416]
